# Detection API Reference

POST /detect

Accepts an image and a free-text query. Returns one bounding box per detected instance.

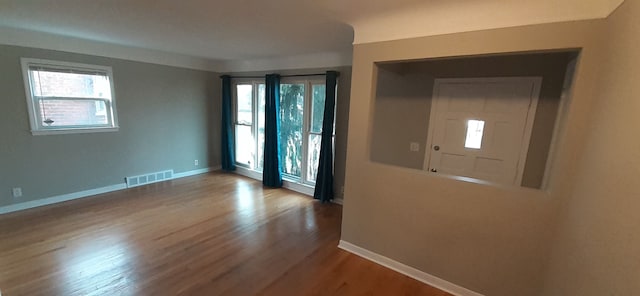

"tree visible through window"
[307,84,326,182]
[280,83,305,177]
[235,78,334,187]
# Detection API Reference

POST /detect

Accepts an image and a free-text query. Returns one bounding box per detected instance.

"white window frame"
[304,79,334,185]
[280,78,335,186]
[20,58,119,136]
[306,82,324,184]
[279,79,306,183]
[233,77,335,190]
[233,79,265,171]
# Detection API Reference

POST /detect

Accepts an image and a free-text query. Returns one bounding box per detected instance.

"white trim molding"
[0,183,127,215]
[0,166,221,215]
[173,166,221,179]
[338,240,484,296]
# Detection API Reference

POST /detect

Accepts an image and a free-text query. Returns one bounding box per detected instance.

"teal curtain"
[313,71,338,202]
[263,74,283,187]
[220,75,236,171]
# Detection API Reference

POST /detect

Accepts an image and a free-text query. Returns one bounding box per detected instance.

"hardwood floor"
[0,172,451,296]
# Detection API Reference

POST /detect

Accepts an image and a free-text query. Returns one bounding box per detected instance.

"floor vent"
[125,170,174,188]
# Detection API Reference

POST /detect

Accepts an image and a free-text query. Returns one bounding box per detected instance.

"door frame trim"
[422,77,542,186]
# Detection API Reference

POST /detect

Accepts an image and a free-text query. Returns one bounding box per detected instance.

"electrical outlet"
[12,187,22,198]
[409,142,420,152]
[194,159,199,166]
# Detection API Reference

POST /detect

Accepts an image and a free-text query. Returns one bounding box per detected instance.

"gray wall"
[542,0,640,294]
[226,66,351,198]
[370,52,573,188]
[343,18,605,296]
[0,44,221,208]
[371,64,433,169]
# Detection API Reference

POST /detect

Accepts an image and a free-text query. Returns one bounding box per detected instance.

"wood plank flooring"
[0,172,451,296]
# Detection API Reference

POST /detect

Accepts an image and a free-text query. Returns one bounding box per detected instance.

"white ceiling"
[0,0,354,60]
[0,0,624,72]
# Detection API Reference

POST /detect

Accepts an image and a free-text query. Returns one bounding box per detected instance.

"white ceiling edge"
[0,26,353,74]
[0,26,223,72]
[218,51,353,74]
[350,0,625,44]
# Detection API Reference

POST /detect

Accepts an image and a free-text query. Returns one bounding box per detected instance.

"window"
[21,58,118,135]
[280,79,332,185]
[307,84,330,183]
[464,119,485,149]
[234,81,265,170]
[279,83,305,178]
[234,78,333,187]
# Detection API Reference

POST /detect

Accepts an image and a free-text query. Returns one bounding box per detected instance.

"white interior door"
[423,77,541,186]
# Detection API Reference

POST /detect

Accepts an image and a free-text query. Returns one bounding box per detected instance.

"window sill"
[31,127,119,136]
[282,179,315,196]
[235,166,316,196]
[370,161,552,195]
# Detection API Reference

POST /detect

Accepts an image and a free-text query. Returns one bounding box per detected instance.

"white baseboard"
[0,183,127,215]
[338,240,483,296]
[0,166,221,215]
[332,198,344,205]
[173,166,221,178]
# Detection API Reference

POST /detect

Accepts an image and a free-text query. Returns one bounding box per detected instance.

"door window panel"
[465,119,485,149]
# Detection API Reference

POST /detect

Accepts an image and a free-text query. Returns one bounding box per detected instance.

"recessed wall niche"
[370,51,579,189]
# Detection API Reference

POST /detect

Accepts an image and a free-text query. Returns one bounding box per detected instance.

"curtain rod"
[221,72,339,79]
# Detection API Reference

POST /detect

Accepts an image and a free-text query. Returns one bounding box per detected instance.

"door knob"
[433,145,440,151]
[430,168,438,173]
